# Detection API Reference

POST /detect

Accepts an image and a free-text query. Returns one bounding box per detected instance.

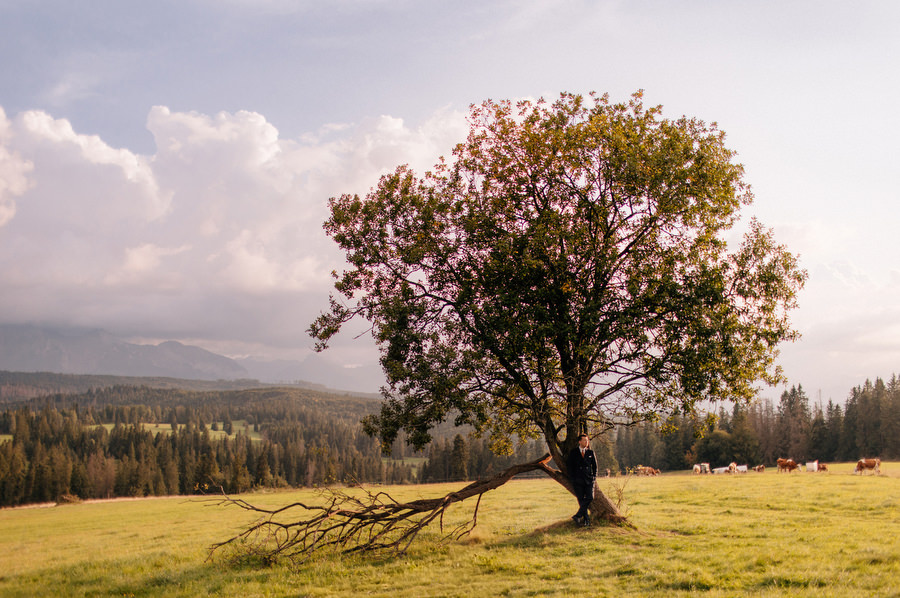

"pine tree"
[450,435,469,481]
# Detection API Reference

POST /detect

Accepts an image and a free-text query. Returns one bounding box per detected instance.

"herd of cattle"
[686,458,882,475]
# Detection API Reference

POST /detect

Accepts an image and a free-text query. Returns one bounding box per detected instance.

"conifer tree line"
[0,399,415,507]
[0,383,579,506]
[615,378,900,472]
[2,374,898,506]
[418,433,621,483]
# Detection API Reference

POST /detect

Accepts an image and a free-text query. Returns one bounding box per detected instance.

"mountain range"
[0,324,383,393]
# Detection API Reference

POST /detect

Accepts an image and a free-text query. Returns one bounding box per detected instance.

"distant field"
[383,455,427,473]
[1,462,898,597]
[95,420,263,441]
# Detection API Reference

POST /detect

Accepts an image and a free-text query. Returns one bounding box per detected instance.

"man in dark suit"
[567,433,597,527]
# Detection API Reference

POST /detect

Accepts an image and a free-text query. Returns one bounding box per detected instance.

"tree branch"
[206,454,556,565]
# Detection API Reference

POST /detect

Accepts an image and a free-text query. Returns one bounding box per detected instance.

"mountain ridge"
[0,324,382,394]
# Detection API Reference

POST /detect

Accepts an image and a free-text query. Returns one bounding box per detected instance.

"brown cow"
[776,458,800,473]
[753,464,765,473]
[855,458,881,475]
[817,463,828,472]
[634,465,660,476]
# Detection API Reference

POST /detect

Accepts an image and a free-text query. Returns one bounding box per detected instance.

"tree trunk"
[588,480,626,524]
[537,455,627,524]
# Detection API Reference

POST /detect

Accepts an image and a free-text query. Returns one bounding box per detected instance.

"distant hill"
[0,370,264,402]
[0,370,380,403]
[0,324,247,380]
[0,324,384,393]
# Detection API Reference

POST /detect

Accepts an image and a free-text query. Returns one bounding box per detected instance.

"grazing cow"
[728,462,737,474]
[805,460,818,472]
[634,465,660,476]
[700,463,710,474]
[855,458,881,475]
[753,464,765,473]
[776,458,800,473]
[735,465,748,473]
[712,466,730,474]
[817,463,828,472]
[693,464,702,475]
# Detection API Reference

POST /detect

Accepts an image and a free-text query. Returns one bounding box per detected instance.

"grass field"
[1,462,898,597]
[96,420,263,441]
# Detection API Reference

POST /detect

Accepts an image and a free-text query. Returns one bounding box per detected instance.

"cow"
[805,460,818,472]
[634,465,660,476]
[700,463,710,474]
[776,458,800,473]
[817,463,828,472]
[855,458,881,475]
[753,464,765,473]
[693,464,702,475]
[735,464,748,473]
[728,462,737,474]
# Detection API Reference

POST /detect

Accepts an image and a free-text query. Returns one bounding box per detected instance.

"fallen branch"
[205,454,555,564]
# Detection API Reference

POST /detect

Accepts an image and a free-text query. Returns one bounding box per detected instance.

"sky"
[1,0,898,403]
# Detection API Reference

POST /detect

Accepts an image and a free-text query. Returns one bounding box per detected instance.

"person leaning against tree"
[567,433,597,527]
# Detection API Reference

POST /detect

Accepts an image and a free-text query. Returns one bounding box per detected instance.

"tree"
[693,429,734,467]
[728,403,760,466]
[309,91,805,525]
[776,385,810,460]
[450,434,469,481]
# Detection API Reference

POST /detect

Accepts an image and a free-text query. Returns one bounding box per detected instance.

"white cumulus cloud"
[0,103,467,361]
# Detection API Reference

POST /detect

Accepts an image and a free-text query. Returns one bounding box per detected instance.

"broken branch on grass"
[205,453,555,564]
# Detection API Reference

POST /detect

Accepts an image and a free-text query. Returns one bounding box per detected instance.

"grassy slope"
[98,420,263,442]
[1,462,898,597]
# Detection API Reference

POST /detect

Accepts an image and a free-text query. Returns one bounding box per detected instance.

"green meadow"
[1,462,898,597]
[96,420,263,442]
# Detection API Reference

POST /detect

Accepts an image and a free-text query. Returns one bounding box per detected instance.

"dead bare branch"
[205,454,556,564]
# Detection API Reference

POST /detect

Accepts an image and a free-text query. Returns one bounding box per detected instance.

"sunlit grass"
[94,419,262,441]
[1,463,898,597]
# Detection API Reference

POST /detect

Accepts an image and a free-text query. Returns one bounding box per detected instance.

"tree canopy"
[310,91,806,511]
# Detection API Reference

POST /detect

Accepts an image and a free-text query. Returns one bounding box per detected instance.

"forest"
[1,372,898,507]
[0,375,550,507]
[615,378,900,471]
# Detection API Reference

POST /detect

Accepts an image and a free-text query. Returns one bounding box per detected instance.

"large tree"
[310,91,806,522]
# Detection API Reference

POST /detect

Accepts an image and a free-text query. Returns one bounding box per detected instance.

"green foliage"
[311,91,806,477]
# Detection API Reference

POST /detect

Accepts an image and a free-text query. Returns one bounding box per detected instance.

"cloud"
[41,66,103,108]
[0,102,467,364]
[0,108,34,227]
[3,97,892,400]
